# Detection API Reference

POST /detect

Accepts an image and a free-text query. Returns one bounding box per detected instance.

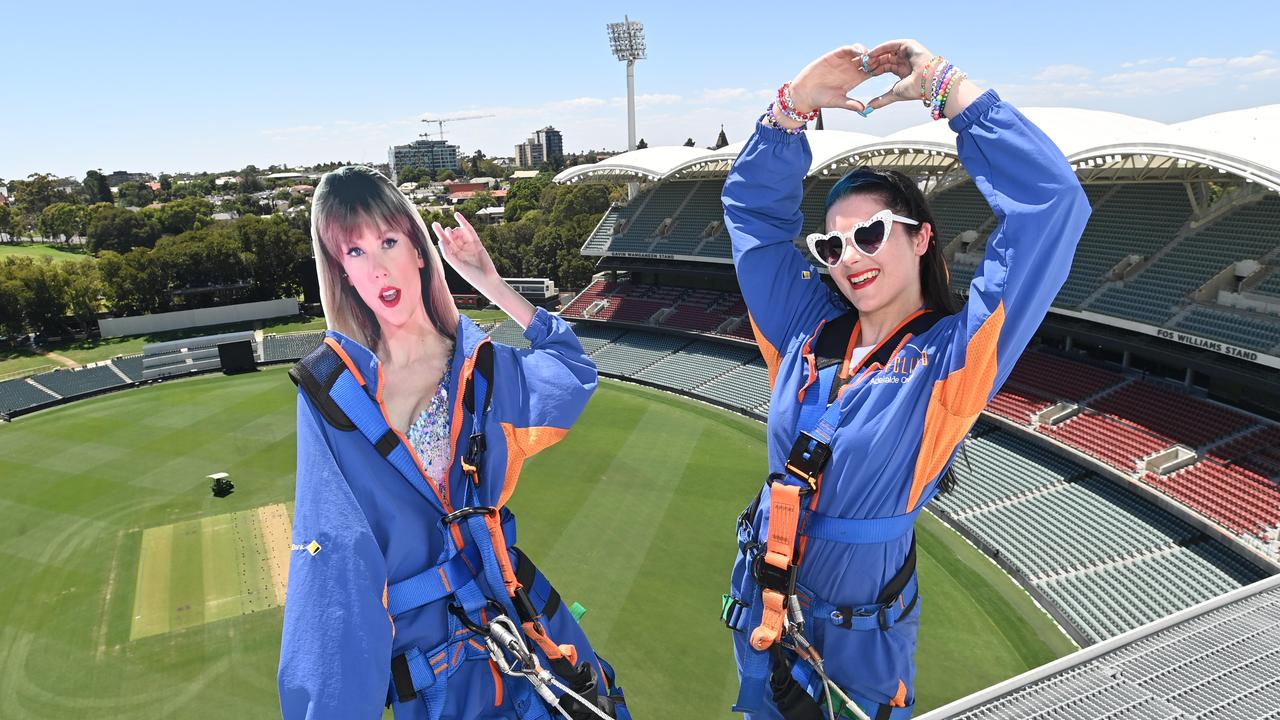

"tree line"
[0,171,621,340]
[0,166,303,244]
[0,211,311,337]
[432,175,621,292]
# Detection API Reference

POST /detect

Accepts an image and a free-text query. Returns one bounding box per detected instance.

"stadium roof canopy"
[918,573,1280,720]
[552,146,736,184]
[1072,104,1280,189]
[554,105,1280,193]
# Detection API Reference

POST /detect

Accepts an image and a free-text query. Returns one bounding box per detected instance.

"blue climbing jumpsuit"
[722,90,1091,718]
[278,307,622,719]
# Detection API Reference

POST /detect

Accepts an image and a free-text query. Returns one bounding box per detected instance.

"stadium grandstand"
[916,573,1280,720]
[0,330,326,419]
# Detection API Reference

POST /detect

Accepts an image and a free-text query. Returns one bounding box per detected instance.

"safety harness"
[723,310,943,720]
[290,338,627,720]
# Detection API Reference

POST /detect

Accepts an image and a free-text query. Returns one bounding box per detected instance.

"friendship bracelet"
[930,63,954,108]
[776,82,820,124]
[933,70,967,120]
[776,83,819,123]
[762,102,807,135]
[919,56,940,100]
[931,66,956,118]
[920,56,945,106]
[936,70,962,119]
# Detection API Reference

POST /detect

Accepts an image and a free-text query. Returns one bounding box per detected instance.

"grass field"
[0,242,91,262]
[130,503,291,641]
[0,368,1074,719]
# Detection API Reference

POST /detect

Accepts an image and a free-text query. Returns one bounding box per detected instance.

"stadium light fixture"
[607,16,645,200]
[607,16,646,153]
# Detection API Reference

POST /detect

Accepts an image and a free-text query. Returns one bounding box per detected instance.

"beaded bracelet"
[776,82,820,124]
[931,67,954,119]
[920,56,945,106]
[930,63,954,108]
[762,102,807,135]
[932,70,967,120]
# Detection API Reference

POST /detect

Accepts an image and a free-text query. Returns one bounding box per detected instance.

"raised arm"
[863,41,1092,511]
[486,306,598,506]
[943,89,1091,393]
[724,45,879,365]
[866,42,1088,395]
[433,211,536,329]
[723,123,841,357]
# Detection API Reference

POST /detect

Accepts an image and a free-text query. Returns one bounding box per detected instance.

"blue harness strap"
[803,507,921,545]
[386,511,517,617]
[733,312,946,716]
[793,362,838,442]
[292,344,452,513]
[388,552,569,720]
[797,572,920,632]
[736,363,844,712]
[389,628,553,720]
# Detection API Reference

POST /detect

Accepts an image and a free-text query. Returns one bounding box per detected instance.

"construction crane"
[419,114,495,141]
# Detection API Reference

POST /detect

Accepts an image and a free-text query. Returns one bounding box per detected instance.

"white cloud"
[562,97,610,109]
[1120,56,1176,68]
[1187,50,1275,68]
[1244,66,1280,81]
[698,87,750,103]
[629,93,683,109]
[1098,66,1218,93]
[1006,51,1280,104]
[998,80,1106,106]
[1034,64,1093,83]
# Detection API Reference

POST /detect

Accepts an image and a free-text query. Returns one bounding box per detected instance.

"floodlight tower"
[607,16,645,199]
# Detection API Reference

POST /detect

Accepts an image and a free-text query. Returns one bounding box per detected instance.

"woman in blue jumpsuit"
[277,166,626,719]
[722,40,1091,718]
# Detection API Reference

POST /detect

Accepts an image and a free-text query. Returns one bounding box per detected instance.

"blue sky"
[3,0,1279,180]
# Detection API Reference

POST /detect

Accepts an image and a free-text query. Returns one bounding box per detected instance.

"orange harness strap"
[750,482,803,651]
[484,512,521,597]
[484,511,577,664]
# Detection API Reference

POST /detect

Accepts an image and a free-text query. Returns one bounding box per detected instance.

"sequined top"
[406,346,455,483]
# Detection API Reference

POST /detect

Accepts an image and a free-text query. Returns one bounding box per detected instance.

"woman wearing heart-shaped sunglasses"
[721,39,1091,719]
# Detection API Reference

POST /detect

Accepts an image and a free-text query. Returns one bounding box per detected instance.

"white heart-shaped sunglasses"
[805,209,919,267]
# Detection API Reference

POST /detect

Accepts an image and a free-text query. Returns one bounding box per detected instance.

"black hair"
[825,167,960,316]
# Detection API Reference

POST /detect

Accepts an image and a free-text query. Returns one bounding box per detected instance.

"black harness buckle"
[751,551,797,595]
[512,585,539,624]
[464,431,486,465]
[721,594,750,631]
[784,432,829,491]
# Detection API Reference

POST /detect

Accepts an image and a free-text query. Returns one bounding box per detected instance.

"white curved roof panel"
[554,104,1280,190]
